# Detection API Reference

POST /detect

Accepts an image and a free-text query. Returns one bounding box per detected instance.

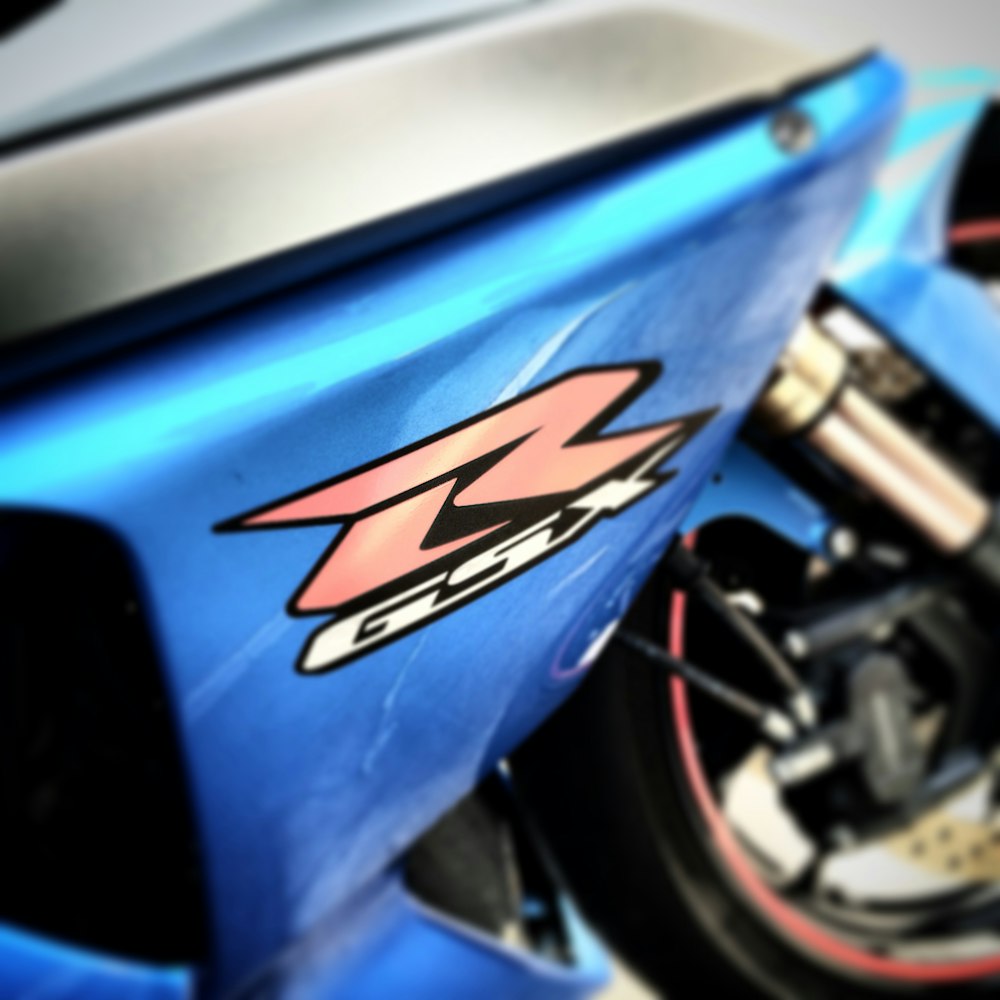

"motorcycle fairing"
[0,56,902,998]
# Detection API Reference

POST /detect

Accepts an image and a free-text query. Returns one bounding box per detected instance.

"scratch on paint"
[186,613,292,721]
[361,634,427,775]
[549,545,608,597]
[494,283,635,404]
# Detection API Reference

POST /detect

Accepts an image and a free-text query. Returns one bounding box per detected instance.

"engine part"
[769,653,927,805]
[850,653,927,805]
[781,581,940,661]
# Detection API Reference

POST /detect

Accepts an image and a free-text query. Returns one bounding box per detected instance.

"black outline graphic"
[216,363,717,673]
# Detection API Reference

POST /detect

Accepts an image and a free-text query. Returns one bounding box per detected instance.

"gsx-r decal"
[219,364,716,673]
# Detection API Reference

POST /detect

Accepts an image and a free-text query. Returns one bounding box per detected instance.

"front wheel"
[513,523,1000,999]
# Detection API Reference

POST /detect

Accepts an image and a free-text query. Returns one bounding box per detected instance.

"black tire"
[511,560,991,1000]
[951,101,1000,282]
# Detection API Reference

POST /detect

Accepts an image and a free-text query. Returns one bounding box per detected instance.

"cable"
[665,543,817,727]
[615,629,796,745]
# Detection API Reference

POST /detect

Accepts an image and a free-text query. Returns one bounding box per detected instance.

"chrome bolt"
[770,107,817,155]
[827,525,859,561]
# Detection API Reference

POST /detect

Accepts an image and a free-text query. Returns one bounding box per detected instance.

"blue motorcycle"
[1,2,999,997]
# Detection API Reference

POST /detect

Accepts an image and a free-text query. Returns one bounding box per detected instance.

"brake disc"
[722,746,1000,905]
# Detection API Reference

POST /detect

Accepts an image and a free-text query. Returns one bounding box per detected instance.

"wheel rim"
[669,535,1000,987]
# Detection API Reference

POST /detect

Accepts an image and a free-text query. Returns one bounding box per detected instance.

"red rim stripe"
[669,535,1000,984]
[950,220,1000,246]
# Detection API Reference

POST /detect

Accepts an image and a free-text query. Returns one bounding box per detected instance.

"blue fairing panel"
[682,441,835,555]
[842,258,1000,432]
[0,925,191,1000]
[836,67,1000,275]
[0,57,903,997]
[250,877,607,999]
[832,66,1000,433]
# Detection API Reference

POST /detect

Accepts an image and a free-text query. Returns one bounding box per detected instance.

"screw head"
[827,525,859,561]
[770,107,817,155]
[783,630,810,660]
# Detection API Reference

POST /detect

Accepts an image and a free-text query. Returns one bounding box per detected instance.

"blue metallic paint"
[0,926,191,1000]
[836,67,999,276]
[844,258,1000,432]
[681,441,835,555]
[833,67,1000,433]
[246,877,607,999]
[0,57,903,997]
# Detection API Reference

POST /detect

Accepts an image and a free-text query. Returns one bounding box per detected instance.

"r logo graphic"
[218,364,715,672]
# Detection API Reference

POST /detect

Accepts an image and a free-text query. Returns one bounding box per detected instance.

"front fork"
[753,317,1000,596]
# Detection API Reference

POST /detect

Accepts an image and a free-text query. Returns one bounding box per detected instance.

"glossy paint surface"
[682,441,835,554]
[0,925,191,1000]
[836,67,1000,275]
[247,876,607,999]
[0,58,902,997]
[845,258,1000,431]
[834,66,1000,431]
